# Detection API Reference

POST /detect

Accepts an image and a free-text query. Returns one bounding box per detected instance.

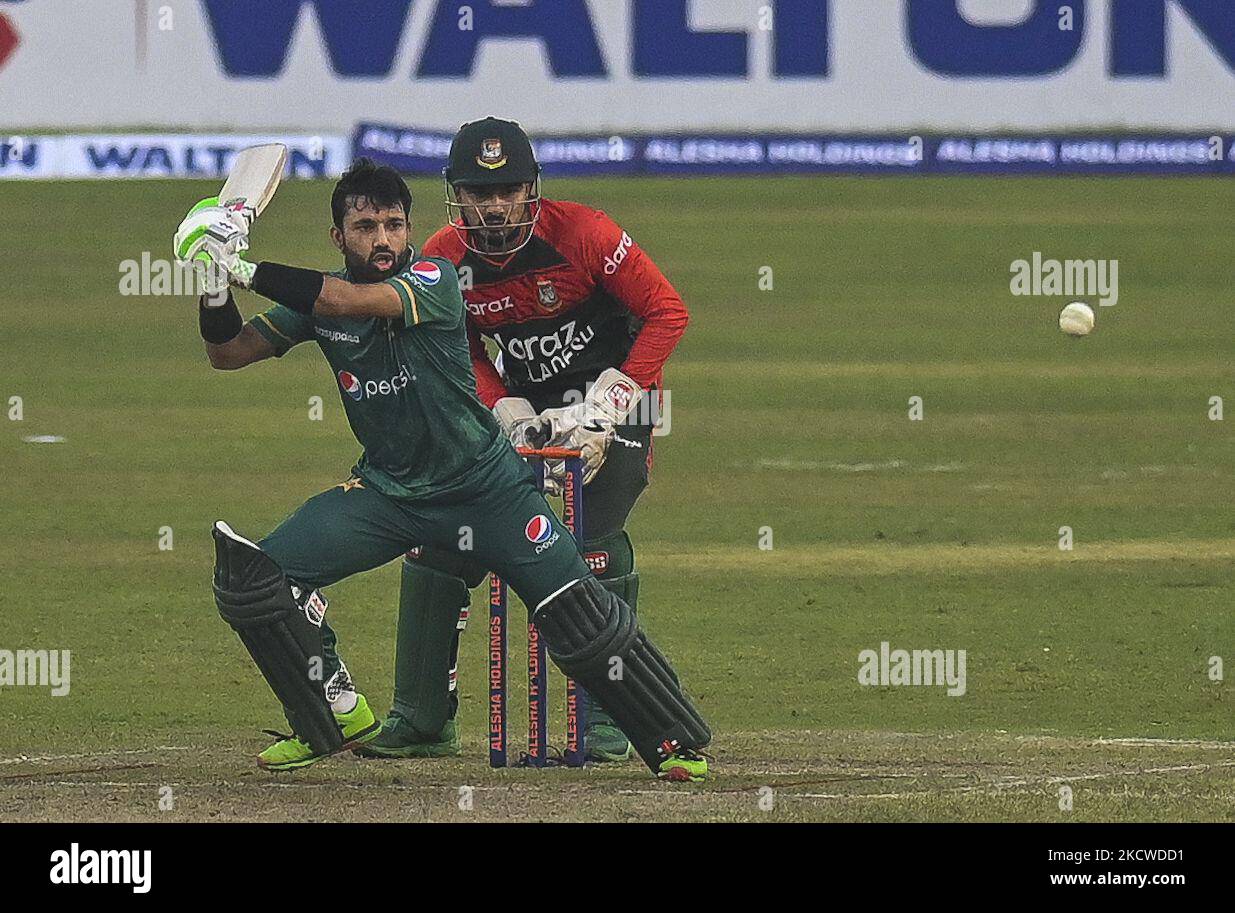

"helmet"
[444,117,542,258]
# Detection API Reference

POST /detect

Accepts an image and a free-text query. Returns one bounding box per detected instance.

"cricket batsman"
[173,158,710,781]
[359,119,690,763]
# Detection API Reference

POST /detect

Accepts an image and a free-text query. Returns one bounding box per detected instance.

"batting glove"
[174,197,252,295]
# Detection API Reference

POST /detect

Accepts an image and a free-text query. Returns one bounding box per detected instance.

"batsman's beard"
[346,247,411,283]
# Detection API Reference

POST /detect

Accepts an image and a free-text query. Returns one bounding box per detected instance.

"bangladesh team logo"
[525,514,554,544]
[410,260,441,286]
[338,370,363,401]
[537,279,561,312]
[477,138,507,170]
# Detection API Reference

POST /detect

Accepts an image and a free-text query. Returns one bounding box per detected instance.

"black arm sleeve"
[250,262,325,315]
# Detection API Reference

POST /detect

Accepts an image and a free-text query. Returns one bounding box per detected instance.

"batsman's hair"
[331,157,412,229]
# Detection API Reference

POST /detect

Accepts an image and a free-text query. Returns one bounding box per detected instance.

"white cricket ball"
[1059,302,1095,337]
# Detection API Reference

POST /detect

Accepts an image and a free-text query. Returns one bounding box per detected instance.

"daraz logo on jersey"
[603,232,634,275]
[337,367,412,401]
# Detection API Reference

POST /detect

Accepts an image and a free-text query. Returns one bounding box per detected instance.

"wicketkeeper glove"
[543,368,644,485]
[492,397,547,449]
[493,397,563,494]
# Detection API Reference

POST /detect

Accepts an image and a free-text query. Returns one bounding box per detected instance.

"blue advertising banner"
[3,3,1234,134]
[354,125,1235,177]
[0,133,350,180]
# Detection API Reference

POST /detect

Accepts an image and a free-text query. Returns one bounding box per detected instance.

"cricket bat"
[193,143,288,265]
[220,142,289,225]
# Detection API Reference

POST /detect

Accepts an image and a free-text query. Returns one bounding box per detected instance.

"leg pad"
[533,577,710,771]
[212,522,343,756]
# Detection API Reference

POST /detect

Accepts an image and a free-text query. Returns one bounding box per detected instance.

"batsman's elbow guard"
[211,521,343,756]
[532,577,711,772]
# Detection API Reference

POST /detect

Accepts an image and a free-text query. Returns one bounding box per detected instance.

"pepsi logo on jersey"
[338,370,363,401]
[525,514,554,543]
[525,514,561,553]
[338,367,412,401]
[408,260,441,287]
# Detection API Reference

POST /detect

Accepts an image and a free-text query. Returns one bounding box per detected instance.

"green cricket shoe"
[657,747,709,783]
[257,694,381,771]
[584,701,634,763]
[353,712,462,759]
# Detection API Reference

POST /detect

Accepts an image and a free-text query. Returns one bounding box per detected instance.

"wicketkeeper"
[173,158,710,780]
[359,118,690,763]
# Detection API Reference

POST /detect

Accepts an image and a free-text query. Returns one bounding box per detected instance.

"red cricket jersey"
[422,199,689,410]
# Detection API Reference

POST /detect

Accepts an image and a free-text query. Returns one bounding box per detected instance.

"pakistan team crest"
[537,279,561,311]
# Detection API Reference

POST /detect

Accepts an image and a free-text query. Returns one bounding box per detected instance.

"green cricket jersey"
[248,252,504,501]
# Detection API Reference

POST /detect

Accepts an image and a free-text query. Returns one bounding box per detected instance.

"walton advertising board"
[0,1,1232,133]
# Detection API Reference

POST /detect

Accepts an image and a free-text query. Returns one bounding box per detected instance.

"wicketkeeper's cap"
[445,117,540,187]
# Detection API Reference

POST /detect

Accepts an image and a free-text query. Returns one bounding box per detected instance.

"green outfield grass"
[0,176,1231,821]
